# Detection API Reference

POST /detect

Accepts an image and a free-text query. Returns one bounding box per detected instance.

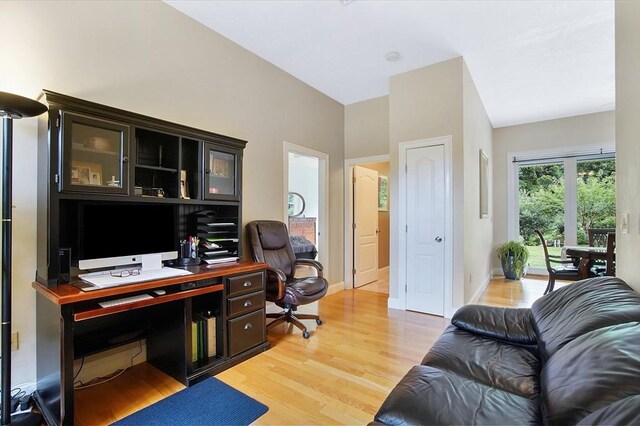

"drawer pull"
[243,300,252,307]
[243,281,252,287]
[244,323,253,330]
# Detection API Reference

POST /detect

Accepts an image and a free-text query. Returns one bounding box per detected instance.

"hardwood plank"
[74,276,556,425]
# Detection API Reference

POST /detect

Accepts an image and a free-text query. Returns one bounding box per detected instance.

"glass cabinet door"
[61,112,129,194]
[204,143,237,199]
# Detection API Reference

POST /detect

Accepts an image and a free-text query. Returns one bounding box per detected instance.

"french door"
[515,153,615,274]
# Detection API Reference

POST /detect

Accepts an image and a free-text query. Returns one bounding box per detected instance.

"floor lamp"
[0,92,47,425]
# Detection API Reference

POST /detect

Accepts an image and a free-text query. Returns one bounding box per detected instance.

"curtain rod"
[512,148,615,164]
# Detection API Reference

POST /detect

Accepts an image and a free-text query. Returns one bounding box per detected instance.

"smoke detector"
[386,51,401,62]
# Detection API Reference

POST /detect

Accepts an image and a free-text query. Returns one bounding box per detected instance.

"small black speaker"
[59,248,71,283]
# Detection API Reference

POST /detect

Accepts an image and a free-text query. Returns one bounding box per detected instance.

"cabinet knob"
[243,281,252,287]
[244,323,253,330]
[122,156,129,163]
[243,300,252,307]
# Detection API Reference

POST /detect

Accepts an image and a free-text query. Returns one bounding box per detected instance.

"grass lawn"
[526,245,562,269]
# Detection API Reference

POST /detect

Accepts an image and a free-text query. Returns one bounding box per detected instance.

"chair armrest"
[265,267,287,300]
[295,259,324,278]
[451,305,537,344]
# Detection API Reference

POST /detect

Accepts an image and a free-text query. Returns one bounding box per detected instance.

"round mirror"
[288,192,306,217]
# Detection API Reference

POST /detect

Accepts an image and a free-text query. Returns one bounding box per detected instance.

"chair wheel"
[302,331,310,339]
[316,318,323,325]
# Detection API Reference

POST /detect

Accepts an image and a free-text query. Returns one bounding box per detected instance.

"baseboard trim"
[378,266,389,274]
[492,267,504,277]
[327,281,344,295]
[387,297,404,310]
[468,274,492,304]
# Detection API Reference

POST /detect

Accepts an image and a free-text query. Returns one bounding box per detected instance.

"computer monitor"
[77,202,178,270]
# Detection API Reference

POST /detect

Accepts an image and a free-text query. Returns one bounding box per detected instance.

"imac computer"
[76,202,178,271]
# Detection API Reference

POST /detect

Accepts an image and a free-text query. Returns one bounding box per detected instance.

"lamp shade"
[0,91,47,119]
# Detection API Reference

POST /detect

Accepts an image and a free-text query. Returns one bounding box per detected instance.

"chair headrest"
[257,222,289,250]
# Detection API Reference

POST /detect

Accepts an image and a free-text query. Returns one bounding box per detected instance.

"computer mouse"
[152,289,166,296]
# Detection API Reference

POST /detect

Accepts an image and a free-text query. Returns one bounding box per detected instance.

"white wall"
[345,96,389,159]
[492,111,615,267]
[615,0,640,292]
[389,57,465,311]
[0,1,344,387]
[462,61,494,301]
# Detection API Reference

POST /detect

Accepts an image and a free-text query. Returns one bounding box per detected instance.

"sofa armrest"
[451,305,537,345]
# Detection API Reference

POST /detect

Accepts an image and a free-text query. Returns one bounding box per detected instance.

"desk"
[32,261,269,426]
[564,246,607,279]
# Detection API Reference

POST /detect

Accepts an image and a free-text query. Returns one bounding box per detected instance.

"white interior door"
[354,166,379,287]
[406,145,445,315]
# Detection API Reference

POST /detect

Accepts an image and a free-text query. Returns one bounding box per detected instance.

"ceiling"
[166,0,614,128]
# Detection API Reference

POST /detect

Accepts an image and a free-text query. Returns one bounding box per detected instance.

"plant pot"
[501,255,523,280]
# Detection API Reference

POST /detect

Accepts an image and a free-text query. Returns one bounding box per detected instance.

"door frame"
[343,154,390,289]
[397,136,453,317]
[283,141,330,277]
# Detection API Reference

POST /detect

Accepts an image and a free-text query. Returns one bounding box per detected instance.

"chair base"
[267,306,323,339]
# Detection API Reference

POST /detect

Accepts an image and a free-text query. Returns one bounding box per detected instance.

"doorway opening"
[284,142,329,275]
[344,155,390,295]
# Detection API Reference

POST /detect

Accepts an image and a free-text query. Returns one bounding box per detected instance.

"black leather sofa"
[372,277,640,425]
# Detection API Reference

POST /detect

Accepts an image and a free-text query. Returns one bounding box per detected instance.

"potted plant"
[497,241,530,280]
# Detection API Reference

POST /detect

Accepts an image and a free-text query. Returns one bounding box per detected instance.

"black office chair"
[535,230,581,295]
[246,220,328,339]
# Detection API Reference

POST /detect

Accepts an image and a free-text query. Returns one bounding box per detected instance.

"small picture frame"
[90,171,102,186]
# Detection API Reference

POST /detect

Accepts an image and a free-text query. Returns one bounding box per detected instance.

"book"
[191,321,198,362]
[206,316,216,358]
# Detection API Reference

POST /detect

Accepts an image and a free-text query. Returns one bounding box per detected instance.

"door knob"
[435,236,443,243]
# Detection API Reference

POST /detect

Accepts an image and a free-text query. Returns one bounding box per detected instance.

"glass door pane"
[206,148,235,197]
[63,113,129,194]
[518,163,565,270]
[576,157,616,245]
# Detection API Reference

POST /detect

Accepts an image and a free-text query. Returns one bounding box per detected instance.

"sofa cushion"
[451,305,537,344]
[541,322,640,425]
[374,365,540,425]
[575,395,640,425]
[531,277,640,360]
[422,325,540,398]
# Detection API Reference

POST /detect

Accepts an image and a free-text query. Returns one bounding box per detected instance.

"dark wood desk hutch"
[33,91,269,425]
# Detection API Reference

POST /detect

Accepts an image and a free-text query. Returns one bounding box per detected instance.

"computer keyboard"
[98,293,153,308]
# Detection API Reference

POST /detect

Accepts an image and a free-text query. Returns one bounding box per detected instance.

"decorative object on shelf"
[180,170,190,199]
[479,149,489,218]
[287,192,305,217]
[378,175,389,211]
[0,91,48,425]
[497,240,529,280]
[72,161,103,186]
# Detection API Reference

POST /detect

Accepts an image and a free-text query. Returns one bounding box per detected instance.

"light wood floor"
[75,275,558,425]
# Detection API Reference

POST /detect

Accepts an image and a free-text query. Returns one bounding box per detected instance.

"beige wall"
[389,57,465,310]
[615,0,640,292]
[462,61,494,301]
[492,111,615,267]
[345,96,389,159]
[1,1,344,387]
[360,162,390,269]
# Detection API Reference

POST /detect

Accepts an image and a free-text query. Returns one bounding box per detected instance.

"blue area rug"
[112,377,268,426]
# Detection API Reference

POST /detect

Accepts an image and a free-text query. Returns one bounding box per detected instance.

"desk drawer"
[228,291,264,318]
[227,310,265,357]
[227,272,263,297]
